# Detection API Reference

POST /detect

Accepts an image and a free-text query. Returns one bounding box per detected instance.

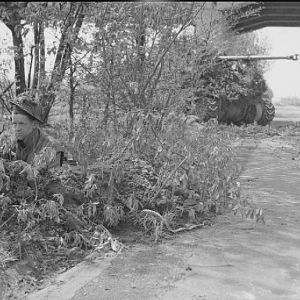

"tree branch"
[140,3,195,96]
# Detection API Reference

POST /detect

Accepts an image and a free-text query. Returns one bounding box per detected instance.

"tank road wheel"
[244,104,257,124]
[204,97,219,122]
[257,100,275,126]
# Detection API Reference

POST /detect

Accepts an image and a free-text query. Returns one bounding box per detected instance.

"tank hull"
[195,96,275,126]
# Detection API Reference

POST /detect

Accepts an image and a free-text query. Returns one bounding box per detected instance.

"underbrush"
[218,123,280,138]
[0,117,243,298]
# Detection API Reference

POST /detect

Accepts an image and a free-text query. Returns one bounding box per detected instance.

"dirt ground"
[6,104,300,300]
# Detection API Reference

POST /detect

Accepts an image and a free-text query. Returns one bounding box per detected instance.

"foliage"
[172,7,270,120]
[0,2,267,125]
[0,118,244,297]
[0,2,86,121]
[0,117,240,258]
[0,3,270,297]
[196,59,267,100]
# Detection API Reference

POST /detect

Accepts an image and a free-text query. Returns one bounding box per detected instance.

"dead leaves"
[19,164,38,181]
[140,209,208,238]
[32,146,57,171]
[0,131,14,155]
[0,159,10,192]
[90,227,123,254]
[232,204,265,224]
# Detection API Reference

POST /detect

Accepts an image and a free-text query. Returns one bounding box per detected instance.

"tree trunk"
[48,4,77,88]
[42,3,85,122]
[32,21,40,90]
[27,46,34,89]
[10,22,26,95]
[1,2,85,121]
[39,21,46,89]
[68,53,76,142]
[135,5,146,107]
[0,2,28,96]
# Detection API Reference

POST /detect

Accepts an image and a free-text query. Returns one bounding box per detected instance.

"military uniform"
[14,127,63,167]
[4,92,64,168]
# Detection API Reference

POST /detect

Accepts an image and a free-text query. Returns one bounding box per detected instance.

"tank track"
[243,104,257,124]
[257,100,275,126]
[203,97,219,121]
[194,96,275,126]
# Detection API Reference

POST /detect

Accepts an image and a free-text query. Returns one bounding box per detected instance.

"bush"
[0,113,240,261]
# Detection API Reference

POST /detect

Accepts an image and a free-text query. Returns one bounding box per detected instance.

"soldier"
[5,92,64,168]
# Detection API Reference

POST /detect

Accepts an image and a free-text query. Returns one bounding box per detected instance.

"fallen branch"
[0,212,16,230]
[141,209,206,233]
[0,81,15,113]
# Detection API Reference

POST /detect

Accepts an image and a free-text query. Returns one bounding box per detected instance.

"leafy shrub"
[0,111,240,264]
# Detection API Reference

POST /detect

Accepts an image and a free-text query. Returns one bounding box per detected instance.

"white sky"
[256,27,300,99]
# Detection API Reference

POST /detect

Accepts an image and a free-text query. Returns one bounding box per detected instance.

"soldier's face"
[12,113,35,140]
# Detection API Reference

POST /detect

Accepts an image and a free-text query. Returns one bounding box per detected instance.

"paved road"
[27,111,300,300]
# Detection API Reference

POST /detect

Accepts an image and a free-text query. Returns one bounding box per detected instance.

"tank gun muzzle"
[289,54,299,61]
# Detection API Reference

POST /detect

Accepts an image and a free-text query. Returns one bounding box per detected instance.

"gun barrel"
[218,54,299,61]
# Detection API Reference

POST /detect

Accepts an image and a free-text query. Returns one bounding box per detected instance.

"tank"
[187,54,299,126]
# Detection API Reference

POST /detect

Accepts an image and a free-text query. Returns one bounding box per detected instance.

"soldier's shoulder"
[42,131,65,153]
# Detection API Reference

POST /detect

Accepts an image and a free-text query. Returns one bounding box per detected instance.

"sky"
[1,21,300,100]
[256,27,300,99]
